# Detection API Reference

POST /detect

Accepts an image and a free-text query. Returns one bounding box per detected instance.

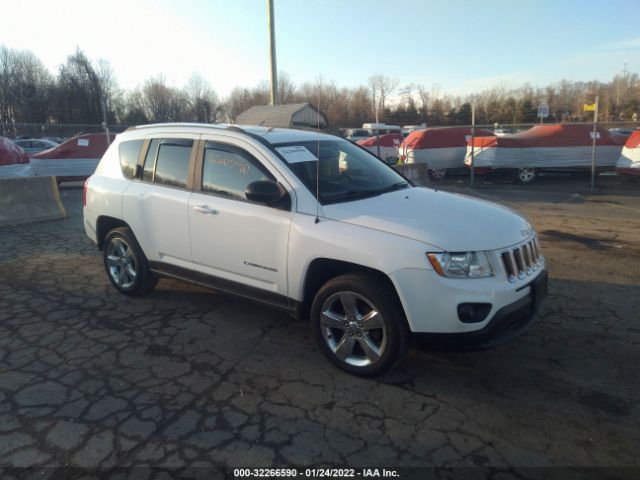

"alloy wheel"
[105,237,137,289]
[319,291,387,367]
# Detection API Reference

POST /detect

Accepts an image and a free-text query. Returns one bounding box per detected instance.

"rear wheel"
[517,167,536,184]
[428,168,447,181]
[103,227,158,296]
[310,274,409,377]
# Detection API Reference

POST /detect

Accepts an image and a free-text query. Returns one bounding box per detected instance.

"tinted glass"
[154,141,193,188]
[119,139,144,179]
[202,144,272,200]
[272,139,409,204]
[142,139,160,182]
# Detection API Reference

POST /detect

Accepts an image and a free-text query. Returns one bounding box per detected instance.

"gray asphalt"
[0,186,638,473]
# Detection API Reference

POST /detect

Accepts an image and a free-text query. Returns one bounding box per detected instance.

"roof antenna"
[314,89,321,224]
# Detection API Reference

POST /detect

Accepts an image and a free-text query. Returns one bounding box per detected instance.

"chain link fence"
[0,122,130,142]
[338,120,640,196]
[2,120,639,195]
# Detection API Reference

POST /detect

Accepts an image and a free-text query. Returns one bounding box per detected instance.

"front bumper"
[390,261,548,336]
[414,270,548,349]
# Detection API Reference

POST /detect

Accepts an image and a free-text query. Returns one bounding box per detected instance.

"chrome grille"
[502,238,543,282]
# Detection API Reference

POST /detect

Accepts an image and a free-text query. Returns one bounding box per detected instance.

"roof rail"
[124,122,227,132]
[121,122,275,149]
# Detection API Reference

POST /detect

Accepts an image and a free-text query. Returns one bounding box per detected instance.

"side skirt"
[149,261,298,315]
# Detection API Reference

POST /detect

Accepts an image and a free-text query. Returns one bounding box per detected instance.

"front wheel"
[310,274,409,377]
[103,227,158,296]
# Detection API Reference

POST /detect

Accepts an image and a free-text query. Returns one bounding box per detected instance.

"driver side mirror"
[245,180,286,205]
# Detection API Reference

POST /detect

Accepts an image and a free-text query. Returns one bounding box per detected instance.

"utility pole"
[267,0,278,105]
[616,61,627,118]
[470,101,475,187]
[590,95,599,191]
[101,97,111,145]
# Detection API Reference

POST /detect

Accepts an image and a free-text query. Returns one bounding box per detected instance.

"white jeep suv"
[83,123,547,376]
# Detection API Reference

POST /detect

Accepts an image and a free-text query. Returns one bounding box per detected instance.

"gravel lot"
[0,184,638,473]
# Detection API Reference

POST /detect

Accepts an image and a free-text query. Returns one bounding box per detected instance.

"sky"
[3,0,640,99]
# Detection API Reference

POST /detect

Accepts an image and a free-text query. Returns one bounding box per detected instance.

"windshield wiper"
[323,182,410,203]
[381,181,410,192]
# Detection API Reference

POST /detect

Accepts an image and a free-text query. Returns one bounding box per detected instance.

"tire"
[517,167,536,184]
[103,227,158,296]
[310,273,409,377]
[428,168,447,181]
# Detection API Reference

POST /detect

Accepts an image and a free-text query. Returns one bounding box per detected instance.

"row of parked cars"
[342,123,428,142]
[353,124,640,183]
[0,133,113,182]
[3,124,639,186]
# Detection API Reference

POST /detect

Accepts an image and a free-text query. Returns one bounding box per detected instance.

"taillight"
[83,177,90,206]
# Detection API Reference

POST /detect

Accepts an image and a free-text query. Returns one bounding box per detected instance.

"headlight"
[427,252,494,278]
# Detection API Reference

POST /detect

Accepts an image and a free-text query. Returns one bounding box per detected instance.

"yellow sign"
[583,103,596,112]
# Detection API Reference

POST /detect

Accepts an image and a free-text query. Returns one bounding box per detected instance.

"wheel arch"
[96,216,131,251]
[296,258,404,322]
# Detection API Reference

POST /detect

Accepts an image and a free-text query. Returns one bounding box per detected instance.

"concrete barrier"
[0,176,67,227]
[392,163,432,186]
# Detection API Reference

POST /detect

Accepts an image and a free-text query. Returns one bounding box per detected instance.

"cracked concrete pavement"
[0,185,638,472]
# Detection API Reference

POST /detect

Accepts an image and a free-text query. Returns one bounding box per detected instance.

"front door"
[188,138,293,303]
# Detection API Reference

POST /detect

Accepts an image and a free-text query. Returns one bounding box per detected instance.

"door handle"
[193,205,218,215]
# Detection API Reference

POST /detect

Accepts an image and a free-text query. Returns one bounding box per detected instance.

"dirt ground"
[0,184,638,475]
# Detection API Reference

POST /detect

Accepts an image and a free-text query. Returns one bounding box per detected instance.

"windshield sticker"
[77,139,89,147]
[275,146,318,163]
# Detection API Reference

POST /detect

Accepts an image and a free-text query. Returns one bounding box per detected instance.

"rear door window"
[141,138,193,188]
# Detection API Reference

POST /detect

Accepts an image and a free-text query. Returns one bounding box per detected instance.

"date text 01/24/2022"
[233,468,400,478]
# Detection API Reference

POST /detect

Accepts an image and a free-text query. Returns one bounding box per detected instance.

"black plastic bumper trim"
[414,270,548,350]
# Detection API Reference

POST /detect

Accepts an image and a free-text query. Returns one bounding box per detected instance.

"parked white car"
[344,128,371,142]
[84,123,548,376]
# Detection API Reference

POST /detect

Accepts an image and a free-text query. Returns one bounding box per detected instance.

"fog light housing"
[457,303,492,323]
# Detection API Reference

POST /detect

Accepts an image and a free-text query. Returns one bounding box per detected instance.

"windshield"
[272,139,410,204]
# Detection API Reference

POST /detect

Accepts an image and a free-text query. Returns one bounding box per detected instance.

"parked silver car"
[14,138,59,154]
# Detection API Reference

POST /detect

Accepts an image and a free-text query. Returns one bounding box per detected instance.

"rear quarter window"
[119,140,144,179]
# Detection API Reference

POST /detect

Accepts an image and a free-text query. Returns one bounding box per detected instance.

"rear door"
[187,137,294,303]
[122,134,198,272]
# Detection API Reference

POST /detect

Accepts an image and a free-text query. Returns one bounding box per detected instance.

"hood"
[322,187,532,251]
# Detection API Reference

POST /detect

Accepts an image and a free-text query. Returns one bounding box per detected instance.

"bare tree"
[141,75,188,122]
[348,85,374,126]
[277,71,298,105]
[96,59,124,122]
[368,74,399,123]
[0,46,52,128]
[53,48,104,124]
[223,86,252,122]
[186,73,220,123]
[122,88,148,125]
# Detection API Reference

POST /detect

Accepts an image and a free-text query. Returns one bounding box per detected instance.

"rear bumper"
[413,270,548,349]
